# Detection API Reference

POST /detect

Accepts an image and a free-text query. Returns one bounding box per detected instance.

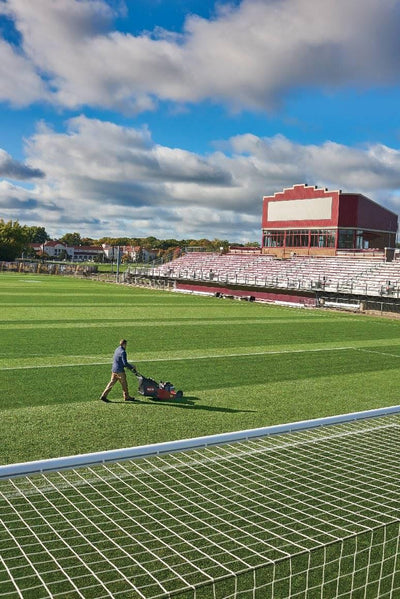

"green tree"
[207,238,230,252]
[141,236,159,249]
[60,232,82,246]
[0,219,30,261]
[24,245,39,259]
[36,250,50,261]
[121,253,132,263]
[23,225,50,243]
[58,249,69,261]
[97,237,131,247]
[81,237,96,246]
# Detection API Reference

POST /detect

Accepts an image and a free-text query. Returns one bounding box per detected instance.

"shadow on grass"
[105,395,256,413]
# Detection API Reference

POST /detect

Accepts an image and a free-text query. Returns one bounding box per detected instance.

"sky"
[1,0,400,244]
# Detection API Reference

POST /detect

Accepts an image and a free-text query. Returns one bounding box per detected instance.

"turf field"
[1,272,400,466]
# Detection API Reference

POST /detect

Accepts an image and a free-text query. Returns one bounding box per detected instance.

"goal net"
[2,410,400,598]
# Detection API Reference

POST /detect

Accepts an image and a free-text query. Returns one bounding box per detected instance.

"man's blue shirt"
[112,346,133,373]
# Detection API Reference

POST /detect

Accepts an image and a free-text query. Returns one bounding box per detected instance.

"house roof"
[44,240,66,247]
[72,245,103,251]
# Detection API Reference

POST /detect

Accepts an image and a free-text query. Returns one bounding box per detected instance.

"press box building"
[262,184,398,258]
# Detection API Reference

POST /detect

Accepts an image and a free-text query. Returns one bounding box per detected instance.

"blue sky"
[1,0,400,242]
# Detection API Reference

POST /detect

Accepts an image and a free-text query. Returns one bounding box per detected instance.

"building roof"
[72,245,103,251]
[44,240,67,247]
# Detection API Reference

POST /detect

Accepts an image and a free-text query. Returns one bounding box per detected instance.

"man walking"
[100,339,137,402]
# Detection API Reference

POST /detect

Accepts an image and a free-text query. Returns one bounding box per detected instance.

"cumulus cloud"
[26,115,235,205]
[1,0,400,112]
[0,38,47,106]
[225,134,400,192]
[0,148,44,179]
[0,179,58,213]
[2,116,395,240]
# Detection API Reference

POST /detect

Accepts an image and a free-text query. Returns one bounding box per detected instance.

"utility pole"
[116,246,120,282]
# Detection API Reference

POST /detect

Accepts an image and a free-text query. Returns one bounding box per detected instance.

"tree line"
[0,219,260,262]
[0,221,50,261]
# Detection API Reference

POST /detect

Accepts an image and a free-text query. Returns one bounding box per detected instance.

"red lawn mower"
[135,372,183,401]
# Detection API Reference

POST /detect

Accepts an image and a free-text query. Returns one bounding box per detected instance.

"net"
[2,413,400,598]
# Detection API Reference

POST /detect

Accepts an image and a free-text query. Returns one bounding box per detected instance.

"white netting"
[2,414,400,598]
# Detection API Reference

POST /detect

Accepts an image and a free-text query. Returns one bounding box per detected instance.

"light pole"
[116,246,121,282]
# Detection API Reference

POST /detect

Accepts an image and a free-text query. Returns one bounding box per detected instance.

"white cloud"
[0,39,47,106]
[1,0,400,112]
[0,179,57,213]
[0,116,396,240]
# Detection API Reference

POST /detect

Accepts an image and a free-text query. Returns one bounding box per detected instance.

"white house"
[30,241,104,262]
[29,241,159,263]
[102,244,157,263]
[101,244,122,261]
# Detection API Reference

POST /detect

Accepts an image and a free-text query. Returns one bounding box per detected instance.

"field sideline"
[1,272,400,466]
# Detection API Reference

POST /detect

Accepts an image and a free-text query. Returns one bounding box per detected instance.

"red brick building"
[262,184,398,257]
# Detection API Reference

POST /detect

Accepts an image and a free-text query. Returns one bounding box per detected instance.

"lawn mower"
[134,371,183,401]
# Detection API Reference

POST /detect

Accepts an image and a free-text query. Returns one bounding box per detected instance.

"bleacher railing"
[125,265,400,299]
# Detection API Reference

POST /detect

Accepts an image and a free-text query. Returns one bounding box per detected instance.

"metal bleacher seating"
[152,252,400,298]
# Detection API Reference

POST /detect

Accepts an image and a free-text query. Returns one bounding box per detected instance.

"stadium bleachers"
[150,252,400,298]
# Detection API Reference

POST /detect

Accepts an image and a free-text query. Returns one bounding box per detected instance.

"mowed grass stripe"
[0,315,342,323]
[0,317,364,330]
[1,348,399,412]
[3,340,400,369]
[0,317,398,361]
[0,346,356,370]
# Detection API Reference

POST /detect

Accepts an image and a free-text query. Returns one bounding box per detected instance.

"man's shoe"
[100,395,110,402]
[125,396,136,402]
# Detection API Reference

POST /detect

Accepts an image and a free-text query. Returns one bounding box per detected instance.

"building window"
[356,230,371,249]
[310,230,336,248]
[286,230,309,248]
[263,231,284,247]
[338,230,355,249]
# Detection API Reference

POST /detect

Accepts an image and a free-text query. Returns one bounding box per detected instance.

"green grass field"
[1,271,400,466]
[2,271,400,599]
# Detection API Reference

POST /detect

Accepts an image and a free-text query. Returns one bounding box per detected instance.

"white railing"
[2,405,400,479]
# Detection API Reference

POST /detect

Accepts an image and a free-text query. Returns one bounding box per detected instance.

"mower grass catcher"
[136,374,183,401]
